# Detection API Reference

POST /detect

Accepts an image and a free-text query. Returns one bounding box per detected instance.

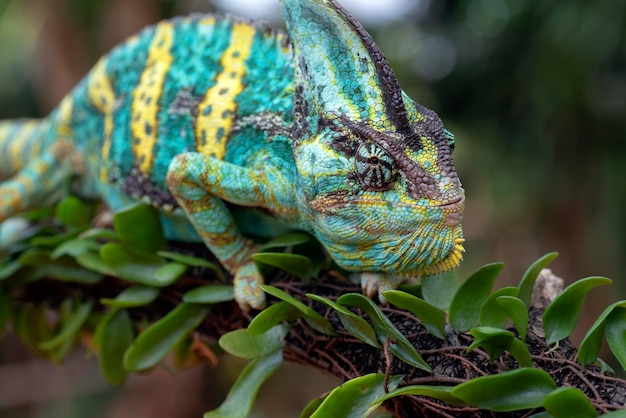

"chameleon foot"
[360,272,406,303]
[234,262,266,312]
[0,217,31,250]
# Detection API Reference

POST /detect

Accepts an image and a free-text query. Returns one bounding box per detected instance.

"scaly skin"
[0,0,465,311]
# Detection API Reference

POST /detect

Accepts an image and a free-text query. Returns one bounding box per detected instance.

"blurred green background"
[0,0,624,416]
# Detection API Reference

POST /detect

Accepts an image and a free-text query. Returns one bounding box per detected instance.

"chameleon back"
[55,15,295,214]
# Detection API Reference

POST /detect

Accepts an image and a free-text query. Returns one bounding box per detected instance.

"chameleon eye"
[355,143,396,190]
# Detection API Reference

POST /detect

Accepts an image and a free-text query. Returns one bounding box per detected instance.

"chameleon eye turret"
[0,0,464,309]
[355,143,396,191]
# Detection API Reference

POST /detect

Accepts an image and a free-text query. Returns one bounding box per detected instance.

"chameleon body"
[0,0,465,310]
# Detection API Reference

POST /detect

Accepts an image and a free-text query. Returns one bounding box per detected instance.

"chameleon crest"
[0,0,464,310]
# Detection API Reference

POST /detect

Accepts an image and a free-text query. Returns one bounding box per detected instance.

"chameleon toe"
[234,262,267,312]
[360,272,406,303]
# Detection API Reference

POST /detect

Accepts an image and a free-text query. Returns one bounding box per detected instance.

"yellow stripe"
[195,22,255,158]
[87,58,116,181]
[131,22,174,174]
[0,123,11,162]
[55,95,74,139]
[8,121,38,173]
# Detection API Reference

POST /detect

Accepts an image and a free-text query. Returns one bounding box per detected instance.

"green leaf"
[100,286,160,308]
[183,285,235,304]
[30,228,84,247]
[372,384,464,407]
[261,285,334,335]
[601,411,626,417]
[12,303,55,357]
[259,232,311,251]
[158,251,225,281]
[292,238,327,277]
[451,368,556,411]
[529,412,554,418]
[253,253,313,282]
[307,293,379,348]
[79,227,119,241]
[300,395,326,418]
[154,262,187,284]
[96,309,134,385]
[204,349,283,418]
[50,238,100,259]
[218,325,289,359]
[173,335,196,369]
[449,263,504,333]
[543,276,612,344]
[479,286,519,329]
[543,387,598,418]
[17,248,51,265]
[338,293,432,373]
[39,301,92,350]
[113,203,166,253]
[605,307,626,371]
[54,196,92,228]
[0,260,22,281]
[35,256,104,284]
[310,374,403,418]
[468,327,532,367]
[123,303,210,371]
[383,290,446,340]
[497,296,529,340]
[595,357,615,374]
[578,301,626,366]
[397,284,422,298]
[75,250,116,276]
[421,270,458,310]
[247,302,301,335]
[100,243,185,286]
[48,300,80,363]
[517,252,559,307]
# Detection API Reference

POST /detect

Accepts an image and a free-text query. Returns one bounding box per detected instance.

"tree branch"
[12,245,626,417]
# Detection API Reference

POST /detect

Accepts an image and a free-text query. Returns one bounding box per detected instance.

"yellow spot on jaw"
[131,22,174,174]
[88,58,116,181]
[195,22,256,159]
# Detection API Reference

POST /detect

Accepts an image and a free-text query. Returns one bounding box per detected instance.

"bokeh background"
[0,0,625,416]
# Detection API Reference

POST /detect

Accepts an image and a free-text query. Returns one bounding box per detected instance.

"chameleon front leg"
[167,152,291,311]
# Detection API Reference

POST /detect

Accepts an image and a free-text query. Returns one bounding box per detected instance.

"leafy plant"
[1,199,626,416]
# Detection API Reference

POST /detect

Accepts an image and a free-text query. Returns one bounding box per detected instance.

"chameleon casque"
[0,0,465,310]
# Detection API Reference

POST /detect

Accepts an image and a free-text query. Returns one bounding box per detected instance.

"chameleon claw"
[234,262,266,312]
[360,272,380,299]
[360,272,405,304]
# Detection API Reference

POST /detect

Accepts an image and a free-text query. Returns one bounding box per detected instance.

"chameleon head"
[282,0,465,276]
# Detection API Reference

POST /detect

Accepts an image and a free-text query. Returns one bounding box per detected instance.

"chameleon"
[0,0,465,311]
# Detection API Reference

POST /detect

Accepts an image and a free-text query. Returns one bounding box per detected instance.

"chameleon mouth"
[437,197,464,210]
